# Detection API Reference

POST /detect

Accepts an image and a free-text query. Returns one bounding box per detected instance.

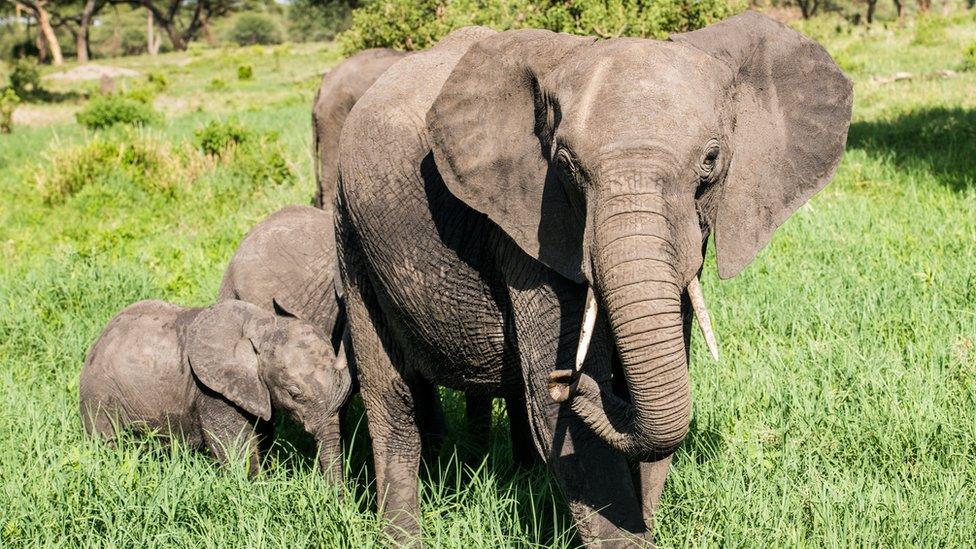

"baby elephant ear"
[187,301,272,420]
[671,11,853,279]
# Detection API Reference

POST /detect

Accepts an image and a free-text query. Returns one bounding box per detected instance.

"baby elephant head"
[186,300,353,438]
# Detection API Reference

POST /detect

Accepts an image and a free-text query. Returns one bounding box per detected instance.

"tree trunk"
[76,0,98,63]
[147,10,161,55]
[32,1,63,65]
[866,0,877,23]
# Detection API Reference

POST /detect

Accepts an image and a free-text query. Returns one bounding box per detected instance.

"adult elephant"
[312,46,539,467]
[312,48,406,209]
[336,13,852,545]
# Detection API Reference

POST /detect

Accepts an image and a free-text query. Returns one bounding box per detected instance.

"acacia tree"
[2,0,64,64]
[125,0,235,50]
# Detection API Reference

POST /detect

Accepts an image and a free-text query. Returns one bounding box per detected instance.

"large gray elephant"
[312,48,406,209]
[312,49,539,466]
[335,12,852,545]
[79,299,351,479]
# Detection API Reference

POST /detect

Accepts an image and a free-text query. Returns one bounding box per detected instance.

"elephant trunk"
[311,413,343,484]
[570,182,692,461]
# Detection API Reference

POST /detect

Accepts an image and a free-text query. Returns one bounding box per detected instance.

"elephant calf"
[79,299,352,478]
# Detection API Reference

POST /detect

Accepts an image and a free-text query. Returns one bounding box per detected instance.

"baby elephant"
[79,299,352,478]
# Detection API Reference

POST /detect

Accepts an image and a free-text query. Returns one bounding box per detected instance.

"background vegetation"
[0,3,974,547]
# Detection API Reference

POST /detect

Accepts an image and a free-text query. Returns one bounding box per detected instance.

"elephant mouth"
[548,276,718,403]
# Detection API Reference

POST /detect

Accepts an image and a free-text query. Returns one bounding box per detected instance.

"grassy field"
[1,13,975,547]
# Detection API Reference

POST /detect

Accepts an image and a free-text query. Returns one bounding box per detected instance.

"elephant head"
[187,300,352,463]
[427,12,852,461]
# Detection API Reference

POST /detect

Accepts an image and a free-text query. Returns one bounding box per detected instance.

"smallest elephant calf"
[79,299,352,479]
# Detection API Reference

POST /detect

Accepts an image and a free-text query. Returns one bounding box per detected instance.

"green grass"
[1,13,975,547]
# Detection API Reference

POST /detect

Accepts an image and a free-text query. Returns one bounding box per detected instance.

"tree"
[2,0,65,64]
[125,0,236,50]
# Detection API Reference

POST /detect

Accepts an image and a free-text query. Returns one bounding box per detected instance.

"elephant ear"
[671,11,853,279]
[187,300,272,420]
[427,29,596,283]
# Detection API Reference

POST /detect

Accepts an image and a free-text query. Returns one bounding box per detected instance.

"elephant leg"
[504,394,539,469]
[465,394,493,460]
[198,393,262,477]
[638,455,673,530]
[416,381,448,464]
[344,280,423,542]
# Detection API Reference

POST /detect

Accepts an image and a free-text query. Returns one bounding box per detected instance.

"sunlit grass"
[1,14,974,547]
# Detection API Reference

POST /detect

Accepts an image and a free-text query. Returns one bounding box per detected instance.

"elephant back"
[218,205,339,336]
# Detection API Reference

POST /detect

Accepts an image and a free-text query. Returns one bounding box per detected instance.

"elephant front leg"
[638,456,673,531]
[197,393,262,477]
[344,283,424,543]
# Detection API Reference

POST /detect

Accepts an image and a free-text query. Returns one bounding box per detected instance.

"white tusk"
[687,277,719,361]
[333,327,349,370]
[575,286,599,373]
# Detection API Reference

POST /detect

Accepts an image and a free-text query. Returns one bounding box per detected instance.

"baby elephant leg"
[198,392,263,477]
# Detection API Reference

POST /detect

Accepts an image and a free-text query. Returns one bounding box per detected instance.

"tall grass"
[1,15,975,547]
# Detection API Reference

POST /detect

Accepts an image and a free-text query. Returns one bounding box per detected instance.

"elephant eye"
[699,140,721,177]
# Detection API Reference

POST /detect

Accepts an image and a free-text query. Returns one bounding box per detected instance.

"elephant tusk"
[575,286,599,373]
[333,327,349,370]
[688,277,719,361]
[549,286,598,403]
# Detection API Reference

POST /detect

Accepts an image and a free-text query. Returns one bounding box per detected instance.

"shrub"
[962,41,976,72]
[207,78,228,91]
[1,88,20,133]
[288,0,356,42]
[194,119,255,157]
[338,0,744,54]
[912,13,947,47]
[229,13,283,46]
[193,119,294,185]
[9,58,41,99]
[147,71,169,91]
[76,93,161,130]
[237,64,254,81]
[34,133,203,203]
[120,27,148,56]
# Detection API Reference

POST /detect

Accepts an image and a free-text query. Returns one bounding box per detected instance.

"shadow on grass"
[847,106,976,192]
[8,87,87,104]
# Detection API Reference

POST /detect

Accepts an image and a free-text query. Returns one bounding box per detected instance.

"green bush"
[237,64,254,81]
[120,27,148,56]
[338,0,744,54]
[76,93,161,130]
[147,71,169,91]
[912,12,948,46]
[33,133,201,203]
[193,119,295,185]
[194,119,255,157]
[229,13,284,46]
[0,88,19,133]
[9,58,42,100]
[962,41,976,72]
[287,0,356,42]
[207,78,229,91]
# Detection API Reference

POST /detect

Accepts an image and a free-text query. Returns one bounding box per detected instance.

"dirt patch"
[47,64,139,82]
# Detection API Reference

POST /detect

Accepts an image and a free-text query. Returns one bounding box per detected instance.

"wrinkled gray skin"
[218,205,343,345]
[79,299,352,480]
[312,53,539,466]
[312,48,407,209]
[336,12,852,545]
